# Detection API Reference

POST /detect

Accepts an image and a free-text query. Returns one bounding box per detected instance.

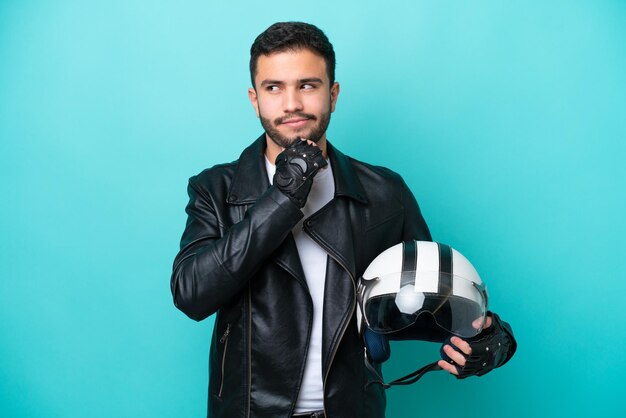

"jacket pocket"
[217,323,231,398]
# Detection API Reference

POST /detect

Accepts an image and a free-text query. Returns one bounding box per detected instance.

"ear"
[248,87,260,118]
[330,82,340,113]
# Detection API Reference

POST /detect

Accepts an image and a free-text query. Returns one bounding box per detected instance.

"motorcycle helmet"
[357,240,489,387]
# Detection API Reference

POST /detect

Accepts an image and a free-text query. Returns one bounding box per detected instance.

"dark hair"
[250,22,336,88]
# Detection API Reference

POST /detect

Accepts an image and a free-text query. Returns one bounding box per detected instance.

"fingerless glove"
[273,140,328,208]
[440,312,517,379]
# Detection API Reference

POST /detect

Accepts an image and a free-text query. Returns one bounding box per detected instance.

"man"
[171,22,515,418]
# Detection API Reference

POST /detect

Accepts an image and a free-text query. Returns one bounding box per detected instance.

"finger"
[443,344,466,367]
[437,359,459,375]
[450,336,472,356]
[300,138,317,147]
[472,315,492,330]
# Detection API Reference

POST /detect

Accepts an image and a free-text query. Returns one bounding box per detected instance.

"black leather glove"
[440,312,517,379]
[273,140,328,208]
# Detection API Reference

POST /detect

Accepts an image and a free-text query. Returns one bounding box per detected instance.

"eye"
[301,83,316,90]
[266,85,280,92]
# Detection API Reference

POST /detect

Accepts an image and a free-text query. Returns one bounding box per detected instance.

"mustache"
[275,112,317,125]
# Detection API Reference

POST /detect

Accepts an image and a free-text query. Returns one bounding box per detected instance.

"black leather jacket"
[171,135,432,418]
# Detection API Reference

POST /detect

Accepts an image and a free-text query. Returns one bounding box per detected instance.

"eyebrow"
[260,77,324,87]
[299,77,324,84]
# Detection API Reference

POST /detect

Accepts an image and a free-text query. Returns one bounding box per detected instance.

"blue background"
[1,1,624,417]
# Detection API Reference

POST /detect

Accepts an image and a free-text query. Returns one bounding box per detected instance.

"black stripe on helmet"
[438,243,453,294]
[400,240,417,288]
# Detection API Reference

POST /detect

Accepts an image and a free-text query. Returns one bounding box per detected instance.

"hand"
[273,138,327,208]
[438,316,493,375]
[438,312,516,379]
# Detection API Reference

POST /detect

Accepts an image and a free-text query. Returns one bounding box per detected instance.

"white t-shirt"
[265,155,334,413]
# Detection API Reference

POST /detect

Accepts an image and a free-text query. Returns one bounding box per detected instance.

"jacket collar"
[227,134,368,205]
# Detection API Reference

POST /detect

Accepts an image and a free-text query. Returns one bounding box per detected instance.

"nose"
[283,88,303,113]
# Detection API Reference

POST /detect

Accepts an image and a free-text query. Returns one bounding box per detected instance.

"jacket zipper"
[218,323,231,398]
[322,252,356,416]
[246,285,252,418]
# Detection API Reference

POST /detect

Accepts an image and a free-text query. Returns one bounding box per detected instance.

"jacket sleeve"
[170,179,303,321]
[400,177,432,242]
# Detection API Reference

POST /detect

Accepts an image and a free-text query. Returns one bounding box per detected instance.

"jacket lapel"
[226,134,270,205]
[303,142,368,282]
[273,232,308,290]
[303,197,357,281]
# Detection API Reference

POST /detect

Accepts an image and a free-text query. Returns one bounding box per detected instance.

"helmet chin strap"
[364,353,442,389]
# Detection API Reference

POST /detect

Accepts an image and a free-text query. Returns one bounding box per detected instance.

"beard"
[260,109,331,149]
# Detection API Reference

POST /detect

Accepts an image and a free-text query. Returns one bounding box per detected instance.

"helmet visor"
[358,271,488,338]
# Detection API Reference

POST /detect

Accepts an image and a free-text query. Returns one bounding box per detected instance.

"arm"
[171,140,325,321]
[398,178,518,373]
[400,177,432,242]
[392,177,450,342]
[170,179,303,321]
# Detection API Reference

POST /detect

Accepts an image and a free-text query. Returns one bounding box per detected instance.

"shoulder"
[187,160,238,198]
[190,160,238,185]
[347,155,407,191]
[187,135,265,196]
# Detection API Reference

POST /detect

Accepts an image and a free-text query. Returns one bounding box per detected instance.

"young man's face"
[248,48,340,153]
